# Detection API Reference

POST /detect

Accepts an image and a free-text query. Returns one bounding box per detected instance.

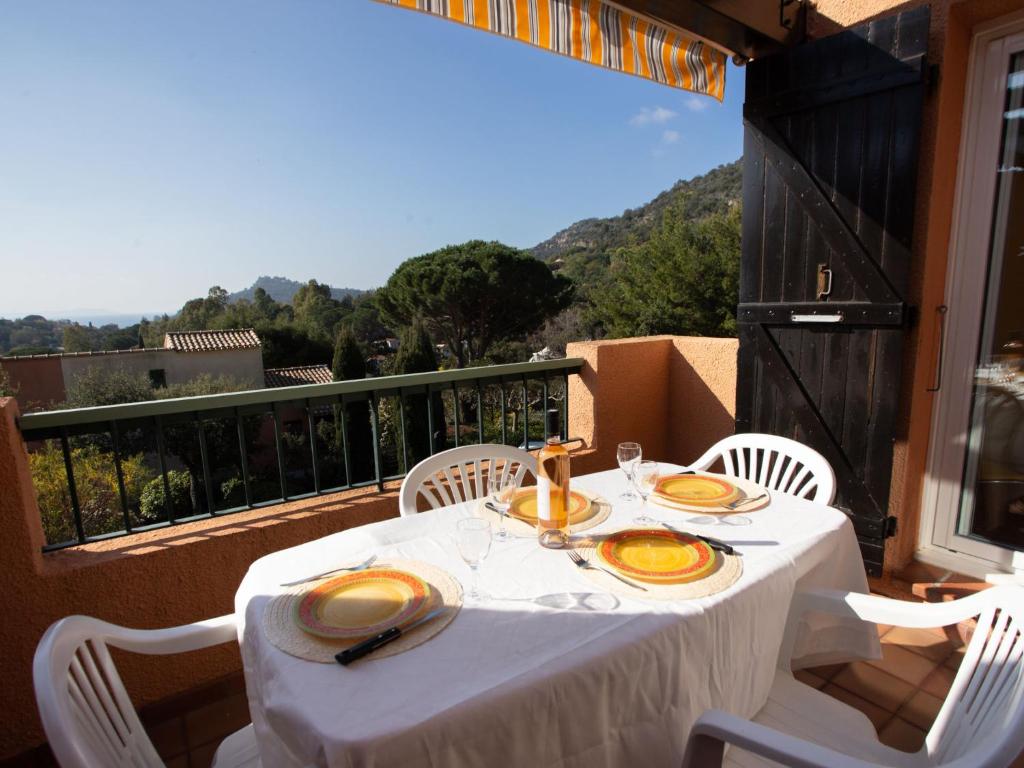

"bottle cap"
[545,408,561,440]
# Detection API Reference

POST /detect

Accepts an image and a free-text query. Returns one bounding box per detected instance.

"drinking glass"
[632,460,660,525]
[617,442,642,501]
[455,518,492,600]
[488,472,519,542]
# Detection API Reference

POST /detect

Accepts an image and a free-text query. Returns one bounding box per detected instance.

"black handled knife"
[335,608,446,666]
[660,521,736,556]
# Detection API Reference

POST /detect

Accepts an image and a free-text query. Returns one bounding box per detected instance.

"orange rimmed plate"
[597,529,717,584]
[654,475,741,508]
[293,568,430,640]
[508,488,593,524]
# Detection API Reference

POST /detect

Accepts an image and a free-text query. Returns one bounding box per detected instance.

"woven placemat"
[263,559,463,663]
[570,532,743,601]
[476,490,611,538]
[649,473,771,515]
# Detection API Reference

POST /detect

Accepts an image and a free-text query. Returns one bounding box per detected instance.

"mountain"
[531,160,742,286]
[227,276,366,305]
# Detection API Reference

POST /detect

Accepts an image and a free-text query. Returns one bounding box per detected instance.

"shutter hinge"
[884,516,898,538]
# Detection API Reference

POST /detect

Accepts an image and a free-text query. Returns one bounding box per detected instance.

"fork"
[567,551,648,592]
[726,492,767,510]
[279,554,378,587]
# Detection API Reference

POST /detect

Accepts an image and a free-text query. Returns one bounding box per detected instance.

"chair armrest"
[790,588,994,628]
[98,613,238,655]
[682,710,885,768]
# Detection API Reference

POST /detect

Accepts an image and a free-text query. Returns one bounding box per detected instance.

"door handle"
[816,264,833,300]
[926,305,948,392]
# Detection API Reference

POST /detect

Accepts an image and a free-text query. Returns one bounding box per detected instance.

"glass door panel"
[956,53,1024,551]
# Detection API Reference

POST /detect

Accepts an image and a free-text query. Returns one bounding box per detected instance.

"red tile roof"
[164,329,261,352]
[264,365,334,388]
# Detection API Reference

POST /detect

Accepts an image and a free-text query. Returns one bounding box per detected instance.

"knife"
[660,522,736,556]
[335,608,446,666]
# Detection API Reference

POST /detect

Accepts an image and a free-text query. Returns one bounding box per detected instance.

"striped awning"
[375,0,727,100]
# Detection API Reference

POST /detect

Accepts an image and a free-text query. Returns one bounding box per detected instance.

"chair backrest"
[33,616,164,768]
[399,444,537,516]
[688,433,836,505]
[927,586,1024,767]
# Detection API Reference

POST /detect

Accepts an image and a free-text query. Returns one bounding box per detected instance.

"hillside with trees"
[226,276,365,304]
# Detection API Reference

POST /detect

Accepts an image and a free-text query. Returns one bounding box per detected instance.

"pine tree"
[332,328,373,482]
[393,320,445,462]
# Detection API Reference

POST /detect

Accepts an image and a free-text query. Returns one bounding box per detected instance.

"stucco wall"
[0,356,65,411]
[809,0,1024,572]
[60,349,175,389]
[163,348,265,389]
[567,336,738,475]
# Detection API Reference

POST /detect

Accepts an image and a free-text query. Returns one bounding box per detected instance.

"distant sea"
[41,312,165,328]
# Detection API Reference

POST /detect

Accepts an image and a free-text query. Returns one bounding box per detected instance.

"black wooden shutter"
[736,7,929,576]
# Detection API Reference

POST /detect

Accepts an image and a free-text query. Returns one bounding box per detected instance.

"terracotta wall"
[808,0,1024,572]
[566,336,737,475]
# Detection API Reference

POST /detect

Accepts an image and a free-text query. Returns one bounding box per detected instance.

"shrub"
[139,470,194,522]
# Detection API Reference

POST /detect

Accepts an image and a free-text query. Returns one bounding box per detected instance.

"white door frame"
[918,11,1024,579]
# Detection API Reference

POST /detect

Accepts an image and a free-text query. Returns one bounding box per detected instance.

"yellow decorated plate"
[597,529,717,583]
[294,568,430,640]
[508,488,592,524]
[654,475,741,508]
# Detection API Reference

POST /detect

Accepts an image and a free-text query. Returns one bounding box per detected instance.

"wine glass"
[632,460,660,526]
[455,518,492,600]
[617,442,642,500]
[488,471,519,542]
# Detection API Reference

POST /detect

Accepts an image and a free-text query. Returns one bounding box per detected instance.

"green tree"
[392,320,445,461]
[293,280,350,342]
[377,240,574,368]
[592,205,741,338]
[64,367,152,408]
[0,363,17,398]
[139,470,194,523]
[62,323,94,352]
[332,328,374,482]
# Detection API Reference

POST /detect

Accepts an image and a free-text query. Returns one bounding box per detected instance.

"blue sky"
[0,1,744,318]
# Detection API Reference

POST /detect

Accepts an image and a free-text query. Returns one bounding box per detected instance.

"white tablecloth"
[235,467,878,768]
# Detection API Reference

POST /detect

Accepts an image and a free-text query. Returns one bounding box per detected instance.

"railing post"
[272,404,288,501]
[235,407,253,508]
[338,395,353,488]
[475,380,483,444]
[196,416,215,515]
[562,370,570,441]
[499,379,507,446]
[306,400,321,494]
[425,384,435,456]
[370,393,383,492]
[542,372,549,441]
[109,421,132,533]
[397,389,408,474]
[154,415,175,523]
[451,382,460,448]
[522,375,529,449]
[59,428,85,543]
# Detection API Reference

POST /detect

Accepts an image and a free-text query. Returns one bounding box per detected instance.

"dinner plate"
[597,529,717,583]
[293,568,430,640]
[508,488,593,524]
[653,475,741,507]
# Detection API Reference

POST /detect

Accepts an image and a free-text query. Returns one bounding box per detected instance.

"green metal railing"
[18,358,584,551]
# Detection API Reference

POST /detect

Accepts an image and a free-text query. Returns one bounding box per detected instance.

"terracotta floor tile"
[921,665,957,700]
[883,626,954,663]
[832,662,914,713]
[879,717,927,753]
[876,624,893,638]
[806,662,846,681]
[897,689,944,732]
[867,643,939,688]
[821,684,892,731]
[793,669,827,690]
[945,645,966,670]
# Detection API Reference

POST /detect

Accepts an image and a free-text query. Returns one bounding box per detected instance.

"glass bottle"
[537,409,570,549]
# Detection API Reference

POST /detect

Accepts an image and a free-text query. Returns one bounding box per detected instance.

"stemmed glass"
[455,518,492,601]
[617,442,642,500]
[632,460,660,526]
[488,472,519,542]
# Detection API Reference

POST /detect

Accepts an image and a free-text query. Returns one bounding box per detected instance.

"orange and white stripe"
[376,0,726,100]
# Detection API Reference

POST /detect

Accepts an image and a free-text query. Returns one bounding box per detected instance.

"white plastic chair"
[686,433,837,505]
[34,614,260,768]
[399,444,537,516]
[682,585,1024,768]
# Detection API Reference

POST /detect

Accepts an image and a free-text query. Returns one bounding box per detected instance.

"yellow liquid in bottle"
[537,437,570,549]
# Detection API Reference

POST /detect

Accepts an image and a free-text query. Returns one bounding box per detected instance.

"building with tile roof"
[164,329,262,353]
[264,365,334,388]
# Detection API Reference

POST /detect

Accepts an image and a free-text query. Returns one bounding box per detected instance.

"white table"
[235,466,878,768]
